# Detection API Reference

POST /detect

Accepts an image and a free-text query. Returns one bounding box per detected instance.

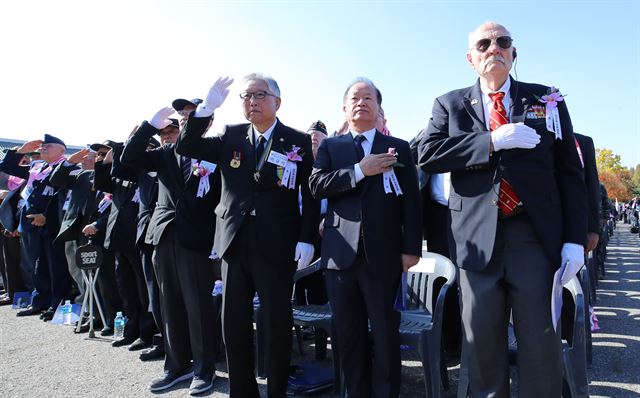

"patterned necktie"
[181,156,191,182]
[354,134,366,162]
[489,91,521,216]
[255,135,265,166]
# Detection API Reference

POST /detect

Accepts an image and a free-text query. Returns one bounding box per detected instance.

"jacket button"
[240,210,246,216]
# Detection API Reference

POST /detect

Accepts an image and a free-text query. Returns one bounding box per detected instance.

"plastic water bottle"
[212,280,223,296]
[114,311,125,339]
[62,300,73,325]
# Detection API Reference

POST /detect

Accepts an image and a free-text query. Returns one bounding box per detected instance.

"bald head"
[468,22,511,50]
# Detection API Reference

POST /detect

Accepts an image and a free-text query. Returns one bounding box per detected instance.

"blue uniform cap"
[43,133,66,148]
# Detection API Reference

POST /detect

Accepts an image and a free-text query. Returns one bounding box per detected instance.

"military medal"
[230,150,242,168]
[253,171,260,182]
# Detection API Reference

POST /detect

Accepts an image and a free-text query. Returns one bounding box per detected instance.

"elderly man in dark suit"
[122,110,222,395]
[94,142,156,348]
[176,73,319,398]
[0,135,72,320]
[419,22,587,397]
[309,78,422,397]
[50,145,120,334]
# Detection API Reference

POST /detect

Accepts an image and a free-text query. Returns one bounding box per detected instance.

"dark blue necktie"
[181,156,191,182]
[354,134,366,162]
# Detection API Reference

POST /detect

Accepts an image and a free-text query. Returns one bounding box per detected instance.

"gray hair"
[242,73,281,97]
[342,77,382,105]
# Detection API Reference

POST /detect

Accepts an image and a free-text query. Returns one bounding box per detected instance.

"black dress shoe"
[112,336,137,347]
[129,337,153,351]
[41,308,55,321]
[140,345,165,361]
[16,306,44,317]
[0,296,12,306]
[101,326,114,336]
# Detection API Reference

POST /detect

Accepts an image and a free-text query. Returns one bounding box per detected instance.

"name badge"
[267,151,288,167]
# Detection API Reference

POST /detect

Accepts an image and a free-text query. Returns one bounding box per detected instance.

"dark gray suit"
[419,77,587,397]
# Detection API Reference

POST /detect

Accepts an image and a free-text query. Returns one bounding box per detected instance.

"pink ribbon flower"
[539,87,565,109]
[192,162,212,177]
[286,146,303,162]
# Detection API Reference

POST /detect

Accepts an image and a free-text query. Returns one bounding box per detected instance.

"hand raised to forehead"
[67,148,90,164]
[200,76,234,116]
[17,140,43,154]
[149,107,175,130]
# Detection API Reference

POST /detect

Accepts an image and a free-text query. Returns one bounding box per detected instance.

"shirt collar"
[480,78,511,98]
[349,128,376,143]
[254,118,278,144]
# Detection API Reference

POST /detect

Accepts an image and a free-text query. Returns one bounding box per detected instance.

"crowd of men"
[0,21,619,398]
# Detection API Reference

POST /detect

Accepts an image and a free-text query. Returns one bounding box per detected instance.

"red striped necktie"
[489,91,521,216]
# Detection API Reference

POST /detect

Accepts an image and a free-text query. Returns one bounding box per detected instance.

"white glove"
[560,242,584,285]
[294,242,315,270]
[491,122,540,151]
[195,76,234,117]
[149,106,175,130]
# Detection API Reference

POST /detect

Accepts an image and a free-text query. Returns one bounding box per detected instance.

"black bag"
[631,226,639,234]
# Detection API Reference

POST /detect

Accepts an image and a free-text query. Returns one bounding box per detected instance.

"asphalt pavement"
[1,222,638,397]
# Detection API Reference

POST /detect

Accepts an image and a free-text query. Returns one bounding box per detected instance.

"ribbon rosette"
[382,148,403,196]
[98,193,113,214]
[280,146,302,189]
[192,161,217,197]
[539,87,565,140]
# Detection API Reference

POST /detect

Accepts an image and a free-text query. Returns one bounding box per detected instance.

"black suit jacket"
[121,121,221,253]
[0,182,25,232]
[176,116,319,264]
[309,132,422,277]
[419,77,587,270]
[50,164,108,245]
[94,143,139,252]
[574,133,601,235]
[134,170,159,247]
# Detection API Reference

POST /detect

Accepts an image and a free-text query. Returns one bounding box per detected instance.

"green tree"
[595,148,624,173]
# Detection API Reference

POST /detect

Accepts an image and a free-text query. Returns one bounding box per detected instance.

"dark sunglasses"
[475,36,513,52]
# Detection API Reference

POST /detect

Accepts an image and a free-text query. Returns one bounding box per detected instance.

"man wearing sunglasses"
[418,22,587,397]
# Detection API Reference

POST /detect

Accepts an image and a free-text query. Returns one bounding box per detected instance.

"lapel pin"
[470,99,479,105]
[279,138,284,142]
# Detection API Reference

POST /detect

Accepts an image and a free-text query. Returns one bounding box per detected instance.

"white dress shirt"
[350,128,377,183]
[480,78,511,130]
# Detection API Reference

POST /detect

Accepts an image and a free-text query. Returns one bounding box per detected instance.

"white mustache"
[486,55,506,64]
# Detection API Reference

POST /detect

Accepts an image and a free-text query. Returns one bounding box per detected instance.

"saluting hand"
[197,76,234,117]
[149,107,175,130]
[67,148,90,164]
[17,140,43,154]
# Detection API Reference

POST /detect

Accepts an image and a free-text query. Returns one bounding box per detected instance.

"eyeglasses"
[239,90,276,101]
[474,36,513,52]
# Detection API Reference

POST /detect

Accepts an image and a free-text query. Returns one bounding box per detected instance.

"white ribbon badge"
[545,106,562,140]
[131,188,140,203]
[280,161,298,189]
[382,169,403,196]
[196,161,217,198]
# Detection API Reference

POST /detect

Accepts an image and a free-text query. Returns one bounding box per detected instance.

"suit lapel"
[509,77,528,124]
[463,80,486,128]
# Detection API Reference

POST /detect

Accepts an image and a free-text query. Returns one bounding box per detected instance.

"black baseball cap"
[172,98,203,111]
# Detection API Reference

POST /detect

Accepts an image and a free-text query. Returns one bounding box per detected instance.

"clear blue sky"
[2,0,639,167]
